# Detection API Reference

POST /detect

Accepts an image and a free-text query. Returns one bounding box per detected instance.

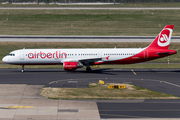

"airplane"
[2,25,177,72]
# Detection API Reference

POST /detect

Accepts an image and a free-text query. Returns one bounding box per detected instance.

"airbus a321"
[2,25,177,72]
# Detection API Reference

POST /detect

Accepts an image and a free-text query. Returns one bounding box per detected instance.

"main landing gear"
[21,65,24,73]
[86,66,92,72]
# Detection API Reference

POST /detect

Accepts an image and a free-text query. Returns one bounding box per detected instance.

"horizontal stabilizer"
[156,51,177,55]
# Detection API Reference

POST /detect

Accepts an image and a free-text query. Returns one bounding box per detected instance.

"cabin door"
[20,51,24,60]
[144,50,148,59]
[98,51,102,58]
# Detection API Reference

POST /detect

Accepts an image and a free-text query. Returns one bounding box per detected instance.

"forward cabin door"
[20,50,24,60]
[144,50,148,59]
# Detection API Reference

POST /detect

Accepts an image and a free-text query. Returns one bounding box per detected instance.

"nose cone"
[2,56,8,63]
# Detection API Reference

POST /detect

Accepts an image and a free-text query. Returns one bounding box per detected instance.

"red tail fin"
[147,25,174,49]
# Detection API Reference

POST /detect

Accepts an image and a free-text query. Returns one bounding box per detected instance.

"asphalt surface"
[98,100,180,118]
[1,68,180,96]
[1,68,180,119]
[0,36,180,42]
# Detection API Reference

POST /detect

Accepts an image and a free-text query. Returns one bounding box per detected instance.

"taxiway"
[0,68,180,119]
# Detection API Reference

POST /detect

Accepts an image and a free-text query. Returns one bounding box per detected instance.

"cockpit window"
[8,53,15,56]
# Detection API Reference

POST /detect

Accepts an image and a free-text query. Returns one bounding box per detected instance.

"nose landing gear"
[21,65,24,73]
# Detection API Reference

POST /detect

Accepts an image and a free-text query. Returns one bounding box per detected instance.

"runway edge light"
[99,80,104,85]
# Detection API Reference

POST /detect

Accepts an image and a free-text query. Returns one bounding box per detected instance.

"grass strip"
[0,9,180,35]
[40,83,178,99]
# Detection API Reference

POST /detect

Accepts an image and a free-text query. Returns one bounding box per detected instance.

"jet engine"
[63,62,83,71]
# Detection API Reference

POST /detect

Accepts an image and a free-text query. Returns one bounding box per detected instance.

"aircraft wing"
[61,57,102,65]
[62,57,102,62]
[78,58,102,64]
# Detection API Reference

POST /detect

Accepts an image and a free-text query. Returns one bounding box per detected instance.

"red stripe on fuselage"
[94,49,176,65]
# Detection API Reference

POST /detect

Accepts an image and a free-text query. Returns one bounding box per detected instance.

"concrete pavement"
[0,36,180,42]
[0,84,100,120]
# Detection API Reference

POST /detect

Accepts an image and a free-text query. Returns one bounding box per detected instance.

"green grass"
[0,9,180,35]
[40,83,178,99]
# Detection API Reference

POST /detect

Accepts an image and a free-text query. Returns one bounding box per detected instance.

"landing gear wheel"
[21,65,24,73]
[86,67,92,72]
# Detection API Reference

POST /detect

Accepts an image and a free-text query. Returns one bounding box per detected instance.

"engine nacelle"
[63,62,83,71]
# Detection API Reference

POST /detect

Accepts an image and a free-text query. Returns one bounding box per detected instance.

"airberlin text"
[28,51,67,59]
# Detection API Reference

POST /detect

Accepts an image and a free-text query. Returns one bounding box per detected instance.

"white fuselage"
[2,48,144,65]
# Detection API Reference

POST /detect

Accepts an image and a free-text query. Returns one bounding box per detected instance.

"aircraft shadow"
[11,68,118,75]
[8,68,180,74]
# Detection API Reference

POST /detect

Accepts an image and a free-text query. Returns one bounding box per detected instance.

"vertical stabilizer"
[147,25,174,49]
